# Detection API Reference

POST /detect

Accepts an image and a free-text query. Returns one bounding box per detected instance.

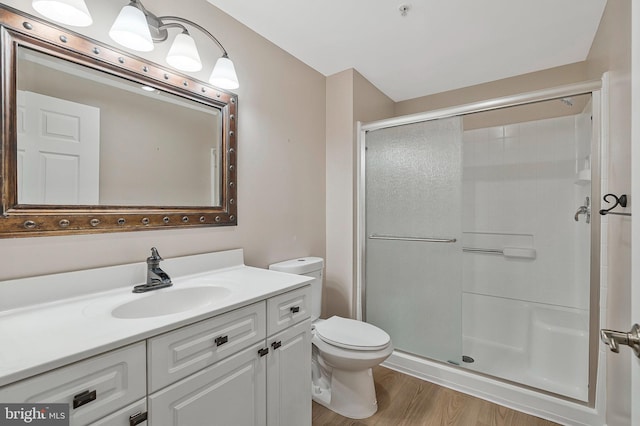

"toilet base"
[312,367,378,419]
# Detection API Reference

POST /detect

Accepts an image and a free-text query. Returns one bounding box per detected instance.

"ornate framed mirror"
[0,5,238,237]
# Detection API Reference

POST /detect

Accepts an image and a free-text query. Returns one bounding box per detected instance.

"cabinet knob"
[73,389,97,409]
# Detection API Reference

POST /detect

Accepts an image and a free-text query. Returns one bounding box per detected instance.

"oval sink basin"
[112,286,231,319]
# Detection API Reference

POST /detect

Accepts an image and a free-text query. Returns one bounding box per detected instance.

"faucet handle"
[149,247,163,261]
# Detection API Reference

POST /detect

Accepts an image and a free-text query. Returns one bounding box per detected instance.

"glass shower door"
[365,117,463,364]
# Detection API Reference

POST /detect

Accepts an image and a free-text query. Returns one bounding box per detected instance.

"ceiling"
[206,0,607,102]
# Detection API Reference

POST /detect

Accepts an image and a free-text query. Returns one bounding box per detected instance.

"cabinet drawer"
[0,342,146,426]
[267,286,311,336]
[148,301,266,392]
[89,398,146,426]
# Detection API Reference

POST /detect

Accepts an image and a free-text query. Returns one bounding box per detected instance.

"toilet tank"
[269,257,324,320]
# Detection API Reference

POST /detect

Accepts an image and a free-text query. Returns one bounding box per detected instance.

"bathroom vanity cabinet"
[0,284,312,426]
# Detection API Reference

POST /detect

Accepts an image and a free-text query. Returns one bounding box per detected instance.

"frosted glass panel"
[365,117,463,364]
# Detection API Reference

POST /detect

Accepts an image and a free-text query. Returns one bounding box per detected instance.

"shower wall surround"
[461,109,593,400]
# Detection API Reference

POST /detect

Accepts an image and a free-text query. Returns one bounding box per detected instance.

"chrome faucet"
[574,196,591,223]
[133,247,173,293]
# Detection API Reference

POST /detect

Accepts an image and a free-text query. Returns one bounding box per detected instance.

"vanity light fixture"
[32,0,239,90]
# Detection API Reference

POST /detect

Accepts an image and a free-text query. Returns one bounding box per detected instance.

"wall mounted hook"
[599,193,631,216]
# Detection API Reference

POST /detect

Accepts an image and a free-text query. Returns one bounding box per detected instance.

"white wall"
[0,0,326,279]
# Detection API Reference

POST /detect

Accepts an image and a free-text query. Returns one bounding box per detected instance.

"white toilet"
[269,257,393,419]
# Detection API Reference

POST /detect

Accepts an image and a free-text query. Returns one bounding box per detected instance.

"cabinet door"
[266,319,311,426]
[148,342,267,426]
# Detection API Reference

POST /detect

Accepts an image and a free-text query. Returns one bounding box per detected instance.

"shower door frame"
[356,79,603,407]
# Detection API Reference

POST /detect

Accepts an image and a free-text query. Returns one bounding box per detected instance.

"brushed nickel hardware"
[574,196,591,223]
[600,324,640,358]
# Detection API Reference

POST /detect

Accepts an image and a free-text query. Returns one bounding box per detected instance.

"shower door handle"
[600,324,640,358]
[369,234,457,243]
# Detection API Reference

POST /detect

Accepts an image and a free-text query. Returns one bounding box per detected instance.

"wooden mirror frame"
[0,5,238,237]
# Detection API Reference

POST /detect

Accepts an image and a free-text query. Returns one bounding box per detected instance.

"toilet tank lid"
[269,257,324,274]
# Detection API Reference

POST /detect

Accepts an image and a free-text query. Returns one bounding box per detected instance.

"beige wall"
[586,0,632,424]
[0,0,326,279]
[325,69,394,318]
[395,61,589,116]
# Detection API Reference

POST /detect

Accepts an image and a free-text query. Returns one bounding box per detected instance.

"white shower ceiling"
[206,0,607,102]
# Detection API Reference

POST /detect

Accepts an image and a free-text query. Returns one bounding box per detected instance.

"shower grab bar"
[462,246,537,259]
[368,234,457,243]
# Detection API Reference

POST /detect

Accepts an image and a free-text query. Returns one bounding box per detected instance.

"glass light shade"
[32,0,93,27]
[108,5,154,52]
[166,33,203,72]
[209,56,239,90]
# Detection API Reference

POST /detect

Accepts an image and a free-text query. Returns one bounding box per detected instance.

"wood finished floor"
[312,367,560,426]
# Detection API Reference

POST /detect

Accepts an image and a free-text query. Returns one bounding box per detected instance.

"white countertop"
[0,249,311,387]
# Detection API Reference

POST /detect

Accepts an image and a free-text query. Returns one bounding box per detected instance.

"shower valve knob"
[600,324,640,358]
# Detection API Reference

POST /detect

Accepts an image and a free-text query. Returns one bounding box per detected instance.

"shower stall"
[357,82,602,422]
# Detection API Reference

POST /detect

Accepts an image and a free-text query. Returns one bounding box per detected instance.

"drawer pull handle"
[271,341,282,350]
[73,390,97,409]
[215,335,229,346]
[258,347,269,357]
[129,411,148,426]
[290,306,300,314]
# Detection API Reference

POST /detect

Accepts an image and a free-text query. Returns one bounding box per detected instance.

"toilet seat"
[314,316,390,351]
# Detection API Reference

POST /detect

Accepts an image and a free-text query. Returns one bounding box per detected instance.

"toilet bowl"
[269,257,393,419]
[311,316,393,418]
